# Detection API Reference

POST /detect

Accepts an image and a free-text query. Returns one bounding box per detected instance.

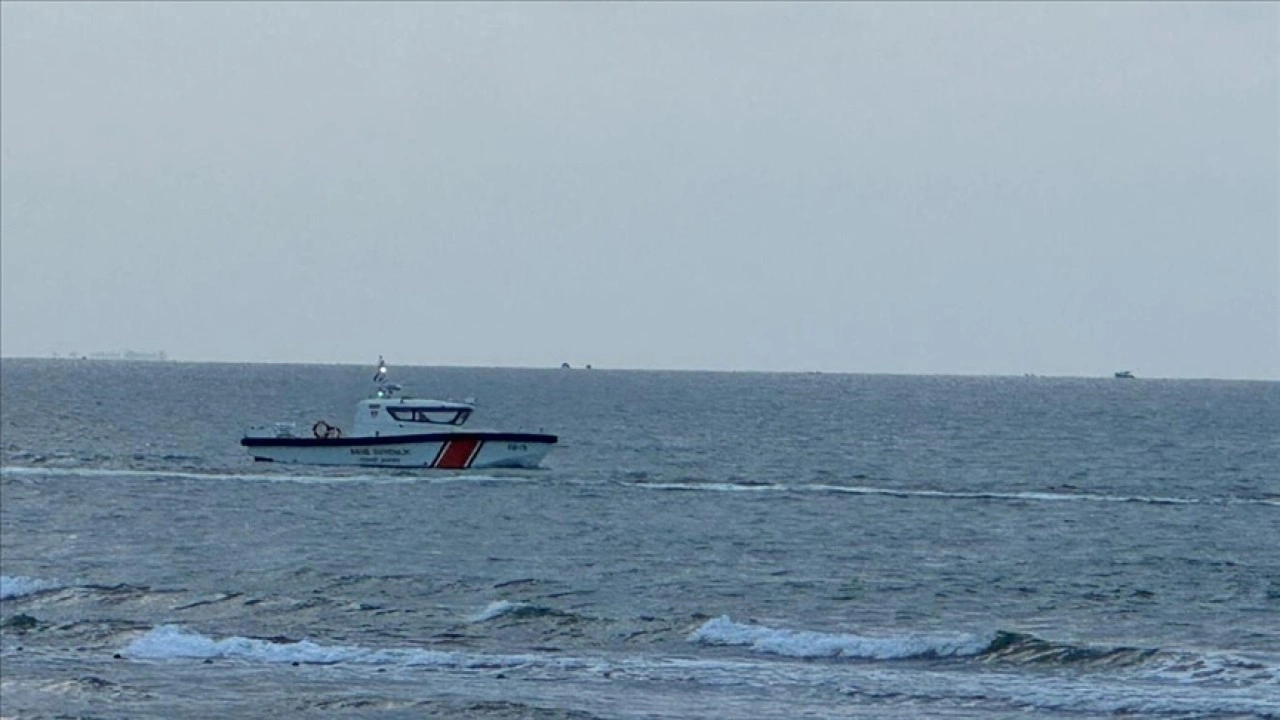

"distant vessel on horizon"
[69,350,168,362]
[1114,370,1135,379]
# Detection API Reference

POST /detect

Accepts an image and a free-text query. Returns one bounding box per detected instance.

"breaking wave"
[0,575,61,600]
[469,601,564,623]
[125,625,590,670]
[688,616,1279,685]
[120,623,1279,717]
[689,615,994,660]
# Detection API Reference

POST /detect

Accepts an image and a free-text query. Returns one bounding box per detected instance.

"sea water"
[1,359,1277,718]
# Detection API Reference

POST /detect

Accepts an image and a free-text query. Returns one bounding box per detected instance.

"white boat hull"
[241,432,556,470]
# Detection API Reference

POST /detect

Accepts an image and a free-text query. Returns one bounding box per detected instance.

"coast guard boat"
[240,358,557,469]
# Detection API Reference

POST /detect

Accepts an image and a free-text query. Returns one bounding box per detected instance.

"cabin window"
[386,407,471,425]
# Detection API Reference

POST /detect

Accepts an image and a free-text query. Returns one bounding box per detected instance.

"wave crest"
[469,601,563,623]
[0,575,61,600]
[981,631,1156,667]
[688,616,1278,686]
[124,625,589,671]
[688,615,993,660]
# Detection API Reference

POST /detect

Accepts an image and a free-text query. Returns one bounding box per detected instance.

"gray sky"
[2,2,1277,379]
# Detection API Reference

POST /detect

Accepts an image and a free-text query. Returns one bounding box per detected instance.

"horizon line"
[1,353,1276,383]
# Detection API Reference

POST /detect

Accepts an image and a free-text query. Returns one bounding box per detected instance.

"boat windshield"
[386,407,471,426]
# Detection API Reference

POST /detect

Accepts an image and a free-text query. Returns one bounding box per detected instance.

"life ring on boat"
[313,420,333,439]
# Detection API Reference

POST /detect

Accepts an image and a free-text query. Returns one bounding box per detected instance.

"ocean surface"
[1,358,1277,719]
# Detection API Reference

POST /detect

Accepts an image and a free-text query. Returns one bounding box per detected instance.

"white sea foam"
[1138,650,1279,685]
[124,625,588,671]
[0,575,60,600]
[805,484,1207,506]
[626,479,1268,507]
[626,482,785,493]
[0,466,514,486]
[689,616,1280,694]
[469,600,530,623]
[689,615,995,660]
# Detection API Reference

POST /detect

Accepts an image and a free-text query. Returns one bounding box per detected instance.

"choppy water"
[1,359,1277,719]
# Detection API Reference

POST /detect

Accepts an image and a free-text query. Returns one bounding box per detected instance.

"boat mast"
[373,356,400,398]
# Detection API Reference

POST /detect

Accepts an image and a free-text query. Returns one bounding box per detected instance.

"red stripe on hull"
[435,438,481,469]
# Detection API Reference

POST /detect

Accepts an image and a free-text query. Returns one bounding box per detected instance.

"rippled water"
[1,359,1277,718]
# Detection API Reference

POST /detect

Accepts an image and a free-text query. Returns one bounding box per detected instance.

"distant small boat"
[1114,370,1135,379]
[83,350,167,361]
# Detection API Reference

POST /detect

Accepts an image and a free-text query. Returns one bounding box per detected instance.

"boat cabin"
[352,397,475,437]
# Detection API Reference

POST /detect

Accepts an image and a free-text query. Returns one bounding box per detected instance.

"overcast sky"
[2,2,1276,378]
